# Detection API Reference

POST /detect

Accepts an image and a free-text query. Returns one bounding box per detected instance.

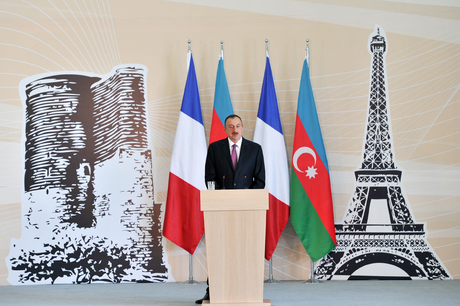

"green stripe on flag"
[290,169,336,262]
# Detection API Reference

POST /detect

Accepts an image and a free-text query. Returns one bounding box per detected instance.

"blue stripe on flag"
[257,56,283,135]
[297,59,329,171]
[181,54,204,125]
[214,58,233,125]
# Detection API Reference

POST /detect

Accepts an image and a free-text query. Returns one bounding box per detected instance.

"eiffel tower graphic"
[315,25,451,280]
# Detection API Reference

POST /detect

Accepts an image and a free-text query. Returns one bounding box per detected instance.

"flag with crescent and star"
[290,58,336,262]
[254,53,290,261]
[209,55,233,144]
[163,52,207,254]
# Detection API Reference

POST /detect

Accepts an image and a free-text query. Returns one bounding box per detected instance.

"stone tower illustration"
[7,65,167,284]
[315,26,450,280]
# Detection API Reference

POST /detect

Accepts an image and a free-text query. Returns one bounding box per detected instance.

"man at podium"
[205,114,265,190]
[196,114,265,304]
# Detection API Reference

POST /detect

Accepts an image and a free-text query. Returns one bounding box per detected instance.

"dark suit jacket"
[205,137,265,189]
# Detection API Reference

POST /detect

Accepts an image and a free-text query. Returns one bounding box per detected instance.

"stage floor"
[0,280,459,306]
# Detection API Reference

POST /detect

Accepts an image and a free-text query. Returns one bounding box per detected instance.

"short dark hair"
[224,114,243,126]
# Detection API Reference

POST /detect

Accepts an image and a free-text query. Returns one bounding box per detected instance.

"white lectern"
[200,189,271,306]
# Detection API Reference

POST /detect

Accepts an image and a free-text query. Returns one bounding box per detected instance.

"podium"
[200,189,271,306]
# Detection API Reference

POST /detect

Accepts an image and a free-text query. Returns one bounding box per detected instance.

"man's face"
[225,117,243,143]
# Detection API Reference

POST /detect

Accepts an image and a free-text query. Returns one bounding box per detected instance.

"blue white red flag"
[253,54,290,261]
[163,52,207,254]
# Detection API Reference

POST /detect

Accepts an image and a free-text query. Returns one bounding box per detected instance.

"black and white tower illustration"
[7,65,168,284]
[315,26,451,280]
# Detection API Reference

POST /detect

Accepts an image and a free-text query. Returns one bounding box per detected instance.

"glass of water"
[207,181,215,190]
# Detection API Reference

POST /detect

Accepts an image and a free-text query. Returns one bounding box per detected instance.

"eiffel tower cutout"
[315,25,451,280]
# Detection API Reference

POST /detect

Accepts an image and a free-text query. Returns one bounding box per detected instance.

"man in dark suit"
[205,114,265,190]
[195,114,265,304]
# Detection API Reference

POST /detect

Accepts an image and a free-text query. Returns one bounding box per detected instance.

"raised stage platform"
[0,280,459,306]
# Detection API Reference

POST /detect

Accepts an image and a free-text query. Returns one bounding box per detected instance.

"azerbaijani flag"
[290,58,336,262]
[209,55,233,144]
[254,54,290,261]
[163,52,207,255]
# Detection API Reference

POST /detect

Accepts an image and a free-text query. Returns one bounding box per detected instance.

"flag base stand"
[264,258,279,284]
[303,258,321,284]
[302,278,321,284]
[182,280,200,285]
[182,254,203,285]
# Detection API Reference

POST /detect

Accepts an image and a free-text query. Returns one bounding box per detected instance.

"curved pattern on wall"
[0,0,458,284]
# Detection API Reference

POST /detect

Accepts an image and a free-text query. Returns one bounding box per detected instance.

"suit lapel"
[237,138,249,170]
[219,138,233,169]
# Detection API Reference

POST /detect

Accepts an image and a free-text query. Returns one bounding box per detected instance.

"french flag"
[254,54,290,261]
[163,52,207,255]
[209,55,233,144]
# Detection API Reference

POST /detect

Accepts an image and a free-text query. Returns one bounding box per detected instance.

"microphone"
[222,176,225,189]
[244,175,248,189]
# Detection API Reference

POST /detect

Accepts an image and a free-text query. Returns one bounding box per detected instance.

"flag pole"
[263,38,276,285]
[303,258,319,284]
[306,39,310,64]
[265,38,269,56]
[182,38,199,285]
[182,253,198,284]
[262,38,280,285]
[265,258,279,284]
[220,40,224,59]
[303,39,319,285]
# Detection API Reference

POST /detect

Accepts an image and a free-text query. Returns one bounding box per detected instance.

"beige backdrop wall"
[0,0,459,285]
